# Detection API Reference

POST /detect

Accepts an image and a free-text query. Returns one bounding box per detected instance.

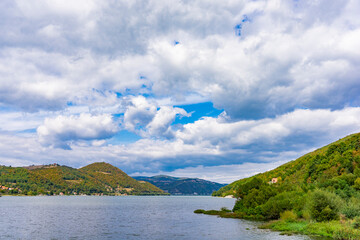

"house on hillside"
[271,178,278,184]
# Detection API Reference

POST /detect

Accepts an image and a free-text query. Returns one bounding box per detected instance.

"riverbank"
[194,209,360,239]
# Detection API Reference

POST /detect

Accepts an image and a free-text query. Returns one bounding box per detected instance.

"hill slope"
[133,175,226,195]
[0,162,167,195]
[80,162,165,195]
[198,132,360,239]
[213,132,360,197]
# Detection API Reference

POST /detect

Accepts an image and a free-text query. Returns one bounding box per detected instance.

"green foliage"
[208,133,360,239]
[0,163,167,196]
[280,210,297,222]
[213,133,360,197]
[194,209,205,214]
[235,177,264,199]
[261,191,305,219]
[220,207,231,212]
[353,178,360,190]
[262,220,346,238]
[212,133,360,222]
[308,189,343,222]
[333,227,360,240]
[352,217,360,229]
[354,168,360,177]
[342,197,360,219]
[232,177,279,216]
[193,208,248,219]
[80,162,166,195]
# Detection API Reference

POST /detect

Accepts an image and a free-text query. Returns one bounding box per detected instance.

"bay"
[0,196,314,240]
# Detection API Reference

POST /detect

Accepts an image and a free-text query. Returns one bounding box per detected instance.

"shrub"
[232,199,244,212]
[353,178,360,190]
[352,217,360,229]
[203,210,221,215]
[341,197,360,219]
[194,209,205,214]
[280,210,297,222]
[220,207,231,212]
[302,210,311,221]
[333,227,360,240]
[308,189,343,222]
[261,191,305,219]
[236,177,264,199]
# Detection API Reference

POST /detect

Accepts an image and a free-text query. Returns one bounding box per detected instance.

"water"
[0,196,314,240]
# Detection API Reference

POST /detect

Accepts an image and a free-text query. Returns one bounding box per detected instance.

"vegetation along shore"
[195,132,360,239]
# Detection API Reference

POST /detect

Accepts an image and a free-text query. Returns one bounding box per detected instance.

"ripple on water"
[0,196,315,240]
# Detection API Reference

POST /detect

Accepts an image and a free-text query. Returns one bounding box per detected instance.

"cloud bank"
[0,0,360,182]
[37,113,118,149]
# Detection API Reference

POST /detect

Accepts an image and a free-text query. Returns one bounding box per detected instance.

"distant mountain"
[0,162,167,196]
[133,175,226,195]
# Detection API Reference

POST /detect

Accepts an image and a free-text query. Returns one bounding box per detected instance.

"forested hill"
[133,175,226,195]
[0,162,167,196]
[213,132,360,197]
[195,133,360,239]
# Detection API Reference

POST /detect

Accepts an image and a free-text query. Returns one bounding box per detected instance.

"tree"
[308,189,343,222]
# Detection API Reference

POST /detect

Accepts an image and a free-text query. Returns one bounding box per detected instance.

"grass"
[260,219,360,239]
[194,208,247,218]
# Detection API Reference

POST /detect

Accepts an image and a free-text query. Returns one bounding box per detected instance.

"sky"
[1,0,360,183]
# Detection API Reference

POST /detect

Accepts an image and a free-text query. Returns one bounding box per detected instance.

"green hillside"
[198,132,360,239]
[0,162,167,195]
[133,175,226,195]
[213,132,360,197]
[80,162,165,195]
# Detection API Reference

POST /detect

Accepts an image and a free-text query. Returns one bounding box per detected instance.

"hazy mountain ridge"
[0,162,167,195]
[133,175,226,195]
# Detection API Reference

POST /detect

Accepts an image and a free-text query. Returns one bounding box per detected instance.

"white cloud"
[38,24,62,39]
[123,96,157,132]
[146,106,190,138]
[148,28,360,119]
[123,96,189,138]
[0,48,156,111]
[15,0,100,19]
[1,0,359,117]
[176,107,360,149]
[1,0,360,181]
[0,129,304,183]
[0,107,357,179]
[37,113,119,149]
[0,111,43,132]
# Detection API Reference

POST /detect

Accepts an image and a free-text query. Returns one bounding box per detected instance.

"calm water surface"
[0,196,315,240]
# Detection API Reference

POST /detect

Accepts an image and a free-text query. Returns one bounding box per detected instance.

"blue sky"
[1,0,360,183]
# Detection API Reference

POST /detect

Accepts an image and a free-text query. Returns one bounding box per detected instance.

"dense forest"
[0,162,167,196]
[199,133,360,239]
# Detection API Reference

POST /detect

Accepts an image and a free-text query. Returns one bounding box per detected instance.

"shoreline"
[0,193,169,197]
[194,209,360,239]
[0,194,218,197]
